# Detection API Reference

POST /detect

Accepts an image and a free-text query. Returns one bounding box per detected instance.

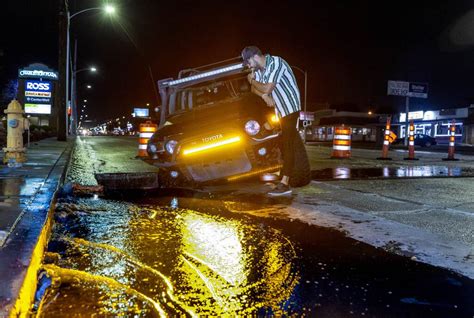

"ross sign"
[25,80,52,92]
[24,79,52,114]
[408,82,428,99]
[133,108,149,117]
[19,63,58,80]
[25,103,51,114]
[388,80,428,99]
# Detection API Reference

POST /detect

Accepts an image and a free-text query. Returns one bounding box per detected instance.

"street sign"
[133,108,149,117]
[407,82,428,98]
[387,80,409,97]
[387,80,428,99]
[299,111,314,121]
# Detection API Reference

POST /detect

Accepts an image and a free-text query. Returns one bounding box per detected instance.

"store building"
[302,110,381,142]
[394,107,471,144]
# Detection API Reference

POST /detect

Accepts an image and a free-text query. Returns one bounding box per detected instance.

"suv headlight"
[245,120,260,136]
[165,140,178,154]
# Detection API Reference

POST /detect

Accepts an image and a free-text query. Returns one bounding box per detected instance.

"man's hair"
[241,46,262,66]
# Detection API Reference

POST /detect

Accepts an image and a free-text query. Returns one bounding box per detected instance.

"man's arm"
[251,80,276,95]
[251,83,276,107]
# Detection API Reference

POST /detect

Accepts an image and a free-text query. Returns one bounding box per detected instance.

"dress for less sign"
[24,80,52,114]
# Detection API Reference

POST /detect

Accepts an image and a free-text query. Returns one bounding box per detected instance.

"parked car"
[393,134,437,147]
[143,60,311,188]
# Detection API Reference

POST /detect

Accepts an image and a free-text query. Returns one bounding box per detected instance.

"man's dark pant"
[280,111,299,178]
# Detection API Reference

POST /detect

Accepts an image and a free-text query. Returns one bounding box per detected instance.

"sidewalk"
[0,137,73,317]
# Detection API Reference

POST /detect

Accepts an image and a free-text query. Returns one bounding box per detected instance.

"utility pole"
[71,38,78,135]
[57,0,67,141]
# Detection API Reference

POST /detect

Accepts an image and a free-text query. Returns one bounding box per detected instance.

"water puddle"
[37,196,299,316]
[312,166,470,180]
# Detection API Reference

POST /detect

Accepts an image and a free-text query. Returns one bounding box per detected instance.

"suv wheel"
[289,134,311,187]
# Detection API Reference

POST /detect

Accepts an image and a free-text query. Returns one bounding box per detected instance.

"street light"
[86,85,92,89]
[71,66,96,135]
[65,4,115,136]
[105,5,116,14]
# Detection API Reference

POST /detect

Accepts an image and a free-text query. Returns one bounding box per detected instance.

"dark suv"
[144,60,310,188]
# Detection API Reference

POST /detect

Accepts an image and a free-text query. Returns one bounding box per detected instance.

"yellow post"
[3,100,29,165]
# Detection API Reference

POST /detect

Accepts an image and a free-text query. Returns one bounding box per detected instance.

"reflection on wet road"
[38,191,474,317]
[312,166,471,180]
[39,195,299,316]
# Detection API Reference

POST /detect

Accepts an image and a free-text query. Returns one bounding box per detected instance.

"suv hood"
[155,95,269,138]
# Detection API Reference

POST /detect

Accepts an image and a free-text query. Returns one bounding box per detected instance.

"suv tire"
[289,135,311,187]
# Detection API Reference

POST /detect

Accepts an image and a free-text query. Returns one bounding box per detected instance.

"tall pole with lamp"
[65,4,115,136]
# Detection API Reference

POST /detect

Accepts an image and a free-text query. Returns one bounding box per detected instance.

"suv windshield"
[167,74,251,116]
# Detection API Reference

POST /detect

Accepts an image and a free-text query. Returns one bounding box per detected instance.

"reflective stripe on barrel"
[137,121,157,157]
[331,126,351,158]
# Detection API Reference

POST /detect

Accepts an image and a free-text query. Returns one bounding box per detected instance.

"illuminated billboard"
[134,108,149,117]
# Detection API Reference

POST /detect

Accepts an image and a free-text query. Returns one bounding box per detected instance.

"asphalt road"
[34,136,474,317]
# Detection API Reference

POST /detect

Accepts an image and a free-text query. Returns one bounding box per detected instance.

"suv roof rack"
[157,57,248,127]
[160,63,244,88]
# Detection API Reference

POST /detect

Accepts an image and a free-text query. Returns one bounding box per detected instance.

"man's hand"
[262,94,275,107]
[247,70,255,84]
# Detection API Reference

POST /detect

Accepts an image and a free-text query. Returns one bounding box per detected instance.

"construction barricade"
[137,121,157,158]
[443,119,459,161]
[331,126,351,159]
[377,116,392,160]
[404,120,418,160]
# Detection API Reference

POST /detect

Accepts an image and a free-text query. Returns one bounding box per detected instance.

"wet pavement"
[33,136,474,317]
[311,166,471,180]
[37,192,474,317]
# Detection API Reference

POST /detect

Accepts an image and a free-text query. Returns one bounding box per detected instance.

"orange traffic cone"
[443,120,459,161]
[404,120,418,160]
[377,117,392,160]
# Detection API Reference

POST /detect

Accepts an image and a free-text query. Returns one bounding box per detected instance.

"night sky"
[1,0,474,123]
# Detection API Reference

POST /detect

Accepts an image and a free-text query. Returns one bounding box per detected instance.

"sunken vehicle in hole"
[144,59,311,188]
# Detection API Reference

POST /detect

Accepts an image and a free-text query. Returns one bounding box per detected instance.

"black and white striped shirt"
[255,54,301,118]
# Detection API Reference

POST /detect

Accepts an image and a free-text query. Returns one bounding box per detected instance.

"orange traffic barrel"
[331,126,351,158]
[137,121,157,158]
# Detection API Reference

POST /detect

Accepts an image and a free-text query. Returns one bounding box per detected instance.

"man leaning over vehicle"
[242,45,302,196]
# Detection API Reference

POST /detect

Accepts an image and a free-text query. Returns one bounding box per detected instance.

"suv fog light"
[170,171,179,178]
[258,147,267,156]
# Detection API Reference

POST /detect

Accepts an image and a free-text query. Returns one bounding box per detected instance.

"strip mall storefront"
[395,108,468,144]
